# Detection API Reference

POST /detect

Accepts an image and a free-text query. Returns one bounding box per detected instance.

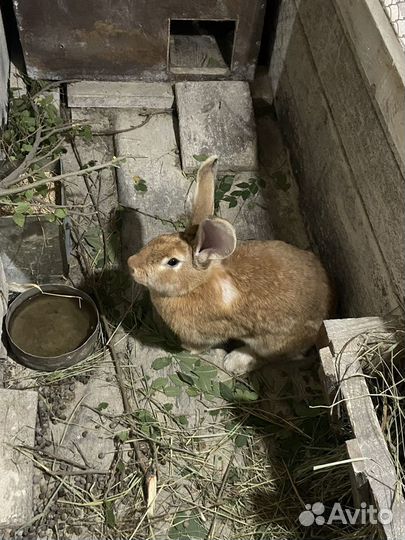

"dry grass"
[358,327,405,494]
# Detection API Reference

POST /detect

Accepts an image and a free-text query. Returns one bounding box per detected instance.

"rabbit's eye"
[167,258,180,267]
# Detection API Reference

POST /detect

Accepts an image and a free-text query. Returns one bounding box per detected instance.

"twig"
[30,78,80,99]
[17,444,89,471]
[0,158,124,197]
[69,137,108,272]
[73,440,93,469]
[207,456,233,540]
[97,306,150,477]
[122,205,182,230]
[0,125,43,188]
[94,113,156,136]
[50,469,109,476]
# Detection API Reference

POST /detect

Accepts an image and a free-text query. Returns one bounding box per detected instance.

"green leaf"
[169,373,183,386]
[54,208,67,219]
[24,189,35,201]
[176,352,198,365]
[163,386,181,398]
[193,154,209,162]
[35,184,48,196]
[21,143,33,153]
[151,377,168,390]
[151,356,172,370]
[133,176,148,192]
[177,415,188,426]
[116,430,129,443]
[15,202,31,214]
[221,175,234,187]
[210,380,222,399]
[12,213,26,227]
[104,500,116,528]
[234,387,259,402]
[219,381,235,402]
[234,433,249,447]
[228,197,238,209]
[236,182,250,188]
[186,387,200,397]
[97,401,109,411]
[163,403,174,412]
[80,125,93,142]
[249,182,259,195]
[137,409,157,425]
[116,460,125,473]
[177,371,195,386]
[193,364,217,378]
[255,177,266,188]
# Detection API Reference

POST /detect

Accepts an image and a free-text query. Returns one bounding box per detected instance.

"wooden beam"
[319,317,405,540]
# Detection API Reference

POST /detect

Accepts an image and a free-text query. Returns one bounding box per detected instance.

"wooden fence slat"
[319,318,405,540]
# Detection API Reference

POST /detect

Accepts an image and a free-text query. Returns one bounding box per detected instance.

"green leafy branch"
[215,175,265,210]
[0,81,124,226]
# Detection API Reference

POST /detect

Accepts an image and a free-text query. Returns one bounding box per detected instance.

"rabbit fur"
[128,156,334,375]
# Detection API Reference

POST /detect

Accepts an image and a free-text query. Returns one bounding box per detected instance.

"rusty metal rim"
[5,283,100,363]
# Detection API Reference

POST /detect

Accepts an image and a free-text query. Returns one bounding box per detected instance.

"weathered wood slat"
[296,0,405,305]
[319,318,405,540]
[333,0,405,169]
[269,0,399,315]
[346,438,370,507]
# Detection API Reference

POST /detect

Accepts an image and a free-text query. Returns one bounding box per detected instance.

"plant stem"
[0,158,125,197]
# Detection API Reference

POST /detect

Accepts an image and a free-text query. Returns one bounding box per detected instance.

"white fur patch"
[219,278,239,306]
[224,349,258,375]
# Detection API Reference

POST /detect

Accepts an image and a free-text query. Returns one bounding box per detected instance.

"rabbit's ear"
[194,218,236,264]
[191,155,218,225]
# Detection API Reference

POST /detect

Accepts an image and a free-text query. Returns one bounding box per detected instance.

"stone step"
[0,389,38,527]
[67,82,174,111]
[175,81,258,173]
[113,110,191,260]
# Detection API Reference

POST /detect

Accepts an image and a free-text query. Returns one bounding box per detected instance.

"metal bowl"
[5,284,100,372]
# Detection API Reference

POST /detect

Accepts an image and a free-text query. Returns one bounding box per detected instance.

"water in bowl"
[9,293,98,357]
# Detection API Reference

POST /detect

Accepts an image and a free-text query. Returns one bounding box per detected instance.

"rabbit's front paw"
[223,348,258,376]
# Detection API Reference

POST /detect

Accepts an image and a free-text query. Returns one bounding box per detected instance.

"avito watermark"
[299,501,392,527]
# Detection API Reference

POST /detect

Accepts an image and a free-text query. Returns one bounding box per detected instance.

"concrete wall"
[269,0,405,317]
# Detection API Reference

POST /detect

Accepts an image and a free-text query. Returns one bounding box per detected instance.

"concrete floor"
[2,79,320,540]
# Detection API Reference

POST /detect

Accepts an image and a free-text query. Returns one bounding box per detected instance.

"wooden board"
[319,317,405,540]
[333,0,405,169]
[269,0,403,316]
[297,0,405,309]
[12,0,265,81]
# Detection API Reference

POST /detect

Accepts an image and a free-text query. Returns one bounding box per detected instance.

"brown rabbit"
[128,156,334,375]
